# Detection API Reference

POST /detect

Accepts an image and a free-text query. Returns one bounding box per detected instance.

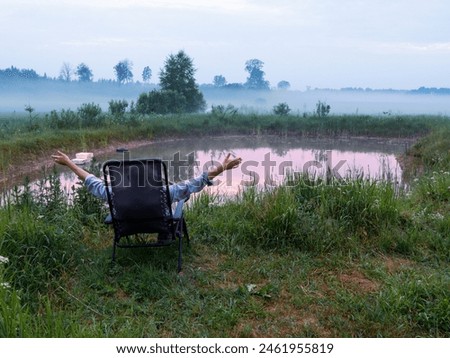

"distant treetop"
[76,63,94,82]
[244,58,270,90]
[0,66,41,81]
[113,59,134,84]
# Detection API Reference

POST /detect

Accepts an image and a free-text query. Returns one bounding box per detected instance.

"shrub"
[136,90,187,115]
[77,103,104,127]
[211,104,238,123]
[273,102,291,116]
[108,99,128,116]
[316,101,331,117]
[47,109,79,129]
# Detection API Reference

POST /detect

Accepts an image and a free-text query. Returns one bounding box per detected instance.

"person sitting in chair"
[51,150,242,203]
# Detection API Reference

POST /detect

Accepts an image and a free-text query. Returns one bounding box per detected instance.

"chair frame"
[103,158,189,272]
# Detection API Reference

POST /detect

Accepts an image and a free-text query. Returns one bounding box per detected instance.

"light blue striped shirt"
[84,172,213,203]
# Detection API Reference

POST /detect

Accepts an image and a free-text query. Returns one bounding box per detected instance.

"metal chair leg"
[177,232,183,273]
[112,240,117,261]
[182,217,190,245]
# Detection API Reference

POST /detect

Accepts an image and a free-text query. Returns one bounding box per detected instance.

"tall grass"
[0,167,109,337]
[404,125,450,171]
[189,175,403,255]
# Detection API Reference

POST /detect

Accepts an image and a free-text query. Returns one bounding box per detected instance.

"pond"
[47,135,409,199]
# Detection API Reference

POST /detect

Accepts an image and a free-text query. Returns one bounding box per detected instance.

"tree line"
[1,51,293,114]
[0,53,290,91]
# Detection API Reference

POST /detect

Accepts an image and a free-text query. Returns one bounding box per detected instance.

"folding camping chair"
[102,158,189,272]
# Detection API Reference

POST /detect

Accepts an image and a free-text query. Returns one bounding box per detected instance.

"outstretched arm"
[170,153,242,203]
[52,150,107,200]
[207,153,242,180]
[51,151,91,181]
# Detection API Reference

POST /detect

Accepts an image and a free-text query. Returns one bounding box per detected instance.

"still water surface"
[52,135,408,198]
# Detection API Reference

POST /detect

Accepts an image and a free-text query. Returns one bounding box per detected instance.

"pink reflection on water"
[189,147,402,197]
[4,137,405,203]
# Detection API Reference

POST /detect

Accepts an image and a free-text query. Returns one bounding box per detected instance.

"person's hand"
[207,153,242,180]
[51,150,91,180]
[221,153,242,171]
[51,151,72,166]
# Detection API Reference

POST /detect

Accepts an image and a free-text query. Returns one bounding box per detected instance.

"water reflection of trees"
[270,146,289,157]
[129,136,409,160]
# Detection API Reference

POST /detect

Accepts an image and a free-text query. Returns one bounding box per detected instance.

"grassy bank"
[1,111,449,174]
[0,116,449,338]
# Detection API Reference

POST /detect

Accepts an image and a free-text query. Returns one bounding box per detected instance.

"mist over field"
[203,87,450,116]
[1,82,449,116]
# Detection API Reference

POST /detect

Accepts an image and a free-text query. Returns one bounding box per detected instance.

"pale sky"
[1,0,449,90]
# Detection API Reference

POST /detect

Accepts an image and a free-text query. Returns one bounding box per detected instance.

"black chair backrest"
[103,159,173,237]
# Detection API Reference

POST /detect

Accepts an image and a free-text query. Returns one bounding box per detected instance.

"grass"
[0,115,449,337]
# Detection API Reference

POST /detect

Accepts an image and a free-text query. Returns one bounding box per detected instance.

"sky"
[1,0,449,90]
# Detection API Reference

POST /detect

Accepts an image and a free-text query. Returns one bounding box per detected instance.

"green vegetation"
[137,89,188,115]
[159,50,206,113]
[1,111,449,174]
[134,50,207,115]
[0,113,449,337]
[273,102,291,116]
[316,101,331,118]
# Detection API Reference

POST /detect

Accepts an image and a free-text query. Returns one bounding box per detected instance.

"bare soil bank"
[1,139,153,188]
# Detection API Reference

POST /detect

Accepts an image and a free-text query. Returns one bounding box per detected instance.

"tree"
[244,59,269,90]
[142,66,152,83]
[213,75,227,87]
[159,50,206,112]
[59,62,73,82]
[114,59,133,84]
[76,63,93,82]
[277,80,290,90]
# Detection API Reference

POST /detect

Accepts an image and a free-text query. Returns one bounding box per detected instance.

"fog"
[0,81,449,116]
[202,88,450,116]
